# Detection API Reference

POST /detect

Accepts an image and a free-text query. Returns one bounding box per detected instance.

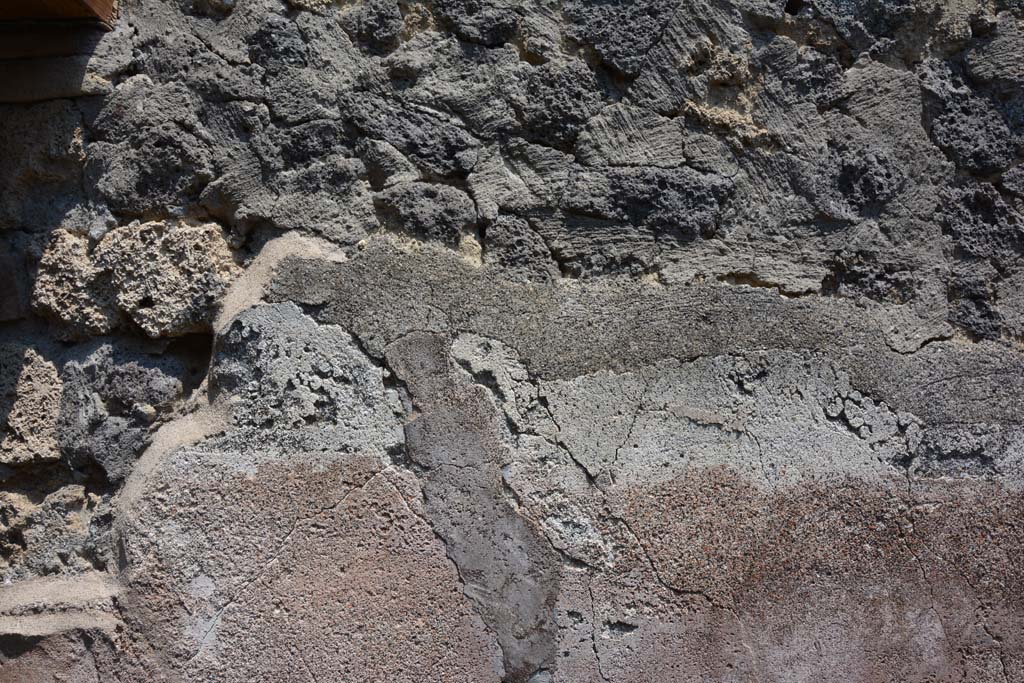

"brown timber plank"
[0,0,115,24]
[82,0,115,22]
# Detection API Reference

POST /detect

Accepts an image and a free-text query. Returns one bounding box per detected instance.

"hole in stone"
[784,0,807,15]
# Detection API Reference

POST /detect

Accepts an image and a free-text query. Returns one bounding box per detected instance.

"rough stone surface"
[2,0,1024,681]
[33,221,239,340]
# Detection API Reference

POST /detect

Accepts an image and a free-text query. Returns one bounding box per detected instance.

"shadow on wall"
[0,8,115,317]
[0,22,108,103]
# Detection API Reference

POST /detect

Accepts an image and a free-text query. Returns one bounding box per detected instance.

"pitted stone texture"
[0,485,107,581]
[0,331,205,580]
[211,303,404,448]
[6,0,1013,338]
[33,222,239,340]
[1,345,61,466]
[94,221,240,338]
[31,231,120,340]
[374,181,478,247]
[85,76,214,219]
[58,341,197,484]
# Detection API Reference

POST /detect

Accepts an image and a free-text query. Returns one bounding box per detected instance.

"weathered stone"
[93,221,240,338]
[4,0,1024,680]
[32,230,119,339]
[0,346,60,466]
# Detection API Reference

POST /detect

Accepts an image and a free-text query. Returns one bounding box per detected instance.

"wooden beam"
[0,0,116,26]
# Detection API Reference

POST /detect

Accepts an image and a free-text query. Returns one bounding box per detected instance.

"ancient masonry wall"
[2,0,1024,681]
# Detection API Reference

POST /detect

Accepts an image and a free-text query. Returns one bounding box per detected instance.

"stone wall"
[1,0,1023,681]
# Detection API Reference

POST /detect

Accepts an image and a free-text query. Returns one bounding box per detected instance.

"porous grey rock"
[85,76,214,218]
[0,485,107,580]
[210,302,404,443]
[58,340,199,484]
[0,326,206,582]
[374,181,478,246]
